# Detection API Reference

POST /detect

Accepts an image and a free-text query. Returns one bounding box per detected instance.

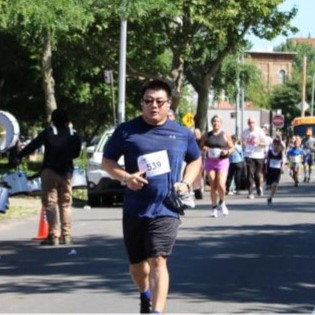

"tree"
[270,81,300,126]
[158,0,298,132]
[0,0,298,136]
[212,54,269,109]
[0,0,95,122]
[270,41,315,121]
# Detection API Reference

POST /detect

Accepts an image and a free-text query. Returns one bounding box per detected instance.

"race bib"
[290,155,301,163]
[269,158,281,169]
[137,150,171,178]
[304,149,310,155]
[208,148,221,158]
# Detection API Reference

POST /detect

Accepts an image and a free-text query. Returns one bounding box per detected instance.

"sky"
[246,0,315,51]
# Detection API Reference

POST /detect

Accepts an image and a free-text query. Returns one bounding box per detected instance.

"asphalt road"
[0,173,314,313]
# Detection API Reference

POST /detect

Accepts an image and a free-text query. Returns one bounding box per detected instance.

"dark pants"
[226,162,243,192]
[245,157,264,194]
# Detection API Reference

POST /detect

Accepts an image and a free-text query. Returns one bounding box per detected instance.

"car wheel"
[88,194,101,207]
[102,195,113,207]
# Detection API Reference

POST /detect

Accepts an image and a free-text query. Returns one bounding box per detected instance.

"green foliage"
[0,156,42,176]
[242,61,270,108]
[0,0,95,48]
[269,81,300,125]
[271,40,315,120]
[275,40,315,75]
[0,0,299,136]
[215,54,268,108]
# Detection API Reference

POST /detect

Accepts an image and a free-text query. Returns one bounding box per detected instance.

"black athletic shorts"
[122,216,180,264]
[266,167,281,186]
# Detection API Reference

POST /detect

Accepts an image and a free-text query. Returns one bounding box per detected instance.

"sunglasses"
[142,98,169,107]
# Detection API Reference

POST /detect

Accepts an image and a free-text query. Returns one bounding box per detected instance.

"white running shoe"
[218,202,229,216]
[210,208,218,218]
[247,194,255,200]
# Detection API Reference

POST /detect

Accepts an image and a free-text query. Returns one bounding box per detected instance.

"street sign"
[182,112,194,127]
[272,114,285,128]
[104,70,112,84]
[296,102,309,111]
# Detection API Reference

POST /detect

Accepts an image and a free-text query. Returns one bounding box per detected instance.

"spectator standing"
[242,118,266,199]
[200,115,234,217]
[102,80,201,314]
[301,128,315,183]
[17,109,82,246]
[226,135,244,195]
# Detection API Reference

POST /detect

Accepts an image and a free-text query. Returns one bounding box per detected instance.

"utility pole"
[104,70,116,126]
[240,52,245,135]
[235,56,240,138]
[301,55,307,117]
[117,20,127,124]
[311,73,315,116]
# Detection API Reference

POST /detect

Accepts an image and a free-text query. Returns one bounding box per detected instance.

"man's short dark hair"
[51,108,69,127]
[140,79,172,99]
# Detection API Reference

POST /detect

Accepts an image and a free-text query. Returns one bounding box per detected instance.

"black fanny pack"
[164,189,187,216]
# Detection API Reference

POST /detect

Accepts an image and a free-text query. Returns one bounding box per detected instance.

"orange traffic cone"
[33,206,49,240]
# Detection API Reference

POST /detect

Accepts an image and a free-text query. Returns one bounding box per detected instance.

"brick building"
[245,51,296,90]
[289,37,315,49]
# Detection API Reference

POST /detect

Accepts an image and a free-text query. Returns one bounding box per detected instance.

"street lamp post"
[301,56,307,117]
[117,19,127,124]
[311,73,315,116]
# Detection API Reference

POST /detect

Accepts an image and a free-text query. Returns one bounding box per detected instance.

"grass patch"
[0,155,88,222]
[0,195,41,221]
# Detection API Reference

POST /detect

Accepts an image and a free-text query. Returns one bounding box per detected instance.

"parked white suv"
[86,129,125,207]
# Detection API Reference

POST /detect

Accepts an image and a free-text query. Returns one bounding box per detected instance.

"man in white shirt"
[242,118,267,199]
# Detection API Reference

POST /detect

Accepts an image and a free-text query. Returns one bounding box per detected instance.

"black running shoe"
[267,198,272,205]
[140,296,151,313]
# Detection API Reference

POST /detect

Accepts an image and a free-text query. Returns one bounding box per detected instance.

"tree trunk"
[185,70,213,134]
[169,52,185,110]
[42,35,57,124]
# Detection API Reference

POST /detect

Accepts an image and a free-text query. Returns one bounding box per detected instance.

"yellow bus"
[291,116,315,137]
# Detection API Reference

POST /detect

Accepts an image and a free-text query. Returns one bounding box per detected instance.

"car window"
[95,131,113,153]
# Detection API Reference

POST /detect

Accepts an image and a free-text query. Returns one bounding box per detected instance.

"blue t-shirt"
[103,116,201,218]
[229,144,244,164]
[287,147,304,163]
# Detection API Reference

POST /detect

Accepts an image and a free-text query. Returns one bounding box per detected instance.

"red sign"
[272,114,285,128]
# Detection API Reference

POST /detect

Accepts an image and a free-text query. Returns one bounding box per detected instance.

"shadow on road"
[1,177,314,313]
[171,222,315,313]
